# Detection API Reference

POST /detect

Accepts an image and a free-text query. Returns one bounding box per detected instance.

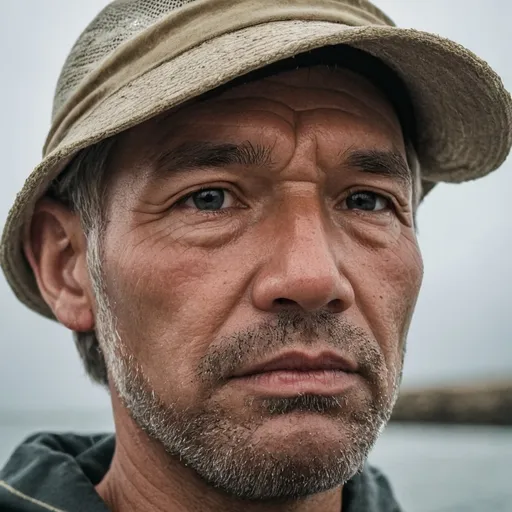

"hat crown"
[52,0,392,121]
[53,0,196,119]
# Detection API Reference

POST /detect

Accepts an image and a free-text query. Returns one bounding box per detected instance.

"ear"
[23,198,95,332]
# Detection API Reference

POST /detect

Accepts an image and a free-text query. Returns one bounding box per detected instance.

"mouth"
[229,351,359,397]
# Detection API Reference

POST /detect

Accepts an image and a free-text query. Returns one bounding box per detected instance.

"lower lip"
[230,369,358,396]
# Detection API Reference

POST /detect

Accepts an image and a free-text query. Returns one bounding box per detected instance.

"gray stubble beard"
[87,234,400,502]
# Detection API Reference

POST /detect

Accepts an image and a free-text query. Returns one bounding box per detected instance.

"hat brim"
[2,19,511,319]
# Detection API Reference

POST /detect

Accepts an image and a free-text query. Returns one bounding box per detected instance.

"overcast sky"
[0,0,510,413]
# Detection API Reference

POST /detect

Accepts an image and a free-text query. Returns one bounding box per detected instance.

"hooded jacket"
[0,432,402,511]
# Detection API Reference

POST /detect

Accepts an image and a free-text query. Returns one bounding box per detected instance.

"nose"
[251,210,355,314]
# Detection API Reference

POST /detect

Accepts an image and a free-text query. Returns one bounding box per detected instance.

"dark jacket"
[0,433,402,511]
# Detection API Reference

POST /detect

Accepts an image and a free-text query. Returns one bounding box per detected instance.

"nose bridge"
[251,196,354,313]
[279,201,334,275]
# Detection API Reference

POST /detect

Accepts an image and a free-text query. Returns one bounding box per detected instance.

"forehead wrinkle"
[220,87,388,119]
[208,94,401,146]
[229,72,399,124]
[262,80,389,112]
[194,98,297,129]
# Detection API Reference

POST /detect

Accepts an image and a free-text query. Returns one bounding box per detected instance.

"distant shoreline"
[391,381,512,426]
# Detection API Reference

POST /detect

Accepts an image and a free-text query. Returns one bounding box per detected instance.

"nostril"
[273,297,343,313]
[327,299,344,313]
[274,298,297,307]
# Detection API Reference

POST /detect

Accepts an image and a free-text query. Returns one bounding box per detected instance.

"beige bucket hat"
[1,0,511,319]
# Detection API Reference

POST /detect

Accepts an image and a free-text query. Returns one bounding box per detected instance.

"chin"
[250,409,349,444]
[191,416,370,502]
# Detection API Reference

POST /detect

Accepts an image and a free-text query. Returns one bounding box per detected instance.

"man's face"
[96,66,423,499]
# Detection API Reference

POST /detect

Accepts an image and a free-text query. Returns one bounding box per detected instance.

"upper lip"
[231,350,358,378]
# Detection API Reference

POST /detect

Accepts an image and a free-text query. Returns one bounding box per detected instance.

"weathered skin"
[26,67,423,512]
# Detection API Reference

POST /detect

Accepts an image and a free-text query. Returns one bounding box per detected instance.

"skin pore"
[25,66,423,512]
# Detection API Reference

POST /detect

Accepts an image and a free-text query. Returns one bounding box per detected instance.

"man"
[0,0,510,510]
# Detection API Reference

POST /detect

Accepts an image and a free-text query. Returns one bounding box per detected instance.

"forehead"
[218,66,400,125]
[118,65,405,163]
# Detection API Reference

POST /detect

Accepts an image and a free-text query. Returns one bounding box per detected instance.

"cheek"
[102,230,250,399]
[350,231,423,364]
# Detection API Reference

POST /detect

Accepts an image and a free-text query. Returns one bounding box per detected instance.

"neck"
[96,396,343,512]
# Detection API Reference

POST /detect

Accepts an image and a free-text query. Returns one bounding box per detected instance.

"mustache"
[197,311,385,386]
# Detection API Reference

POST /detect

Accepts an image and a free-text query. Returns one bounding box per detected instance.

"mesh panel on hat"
[53,0,196,119]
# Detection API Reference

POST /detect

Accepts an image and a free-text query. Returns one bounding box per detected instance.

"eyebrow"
[343,148,412,186]
[150,141,411,187]
[151,141,274,178]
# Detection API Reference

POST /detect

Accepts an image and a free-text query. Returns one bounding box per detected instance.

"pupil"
[347,192,376,210]
[193,189,224,210]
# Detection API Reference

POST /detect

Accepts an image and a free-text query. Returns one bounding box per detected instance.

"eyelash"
[175,186,397,215]
[341,188,396,212]
[175,186,239,216]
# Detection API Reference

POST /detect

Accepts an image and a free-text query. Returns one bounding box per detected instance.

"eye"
[182,188,235,211]
[344,191,390,212]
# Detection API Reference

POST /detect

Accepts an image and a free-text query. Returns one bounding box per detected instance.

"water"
[369,424,512,512]
[1,413,511,512]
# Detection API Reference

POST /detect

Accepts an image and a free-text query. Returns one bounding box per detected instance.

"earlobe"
[23,199,95,332]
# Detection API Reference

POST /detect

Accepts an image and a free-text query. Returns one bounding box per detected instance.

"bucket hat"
[1,0,511,319]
